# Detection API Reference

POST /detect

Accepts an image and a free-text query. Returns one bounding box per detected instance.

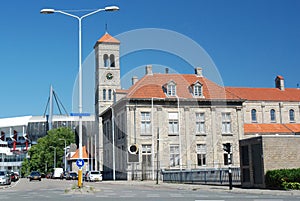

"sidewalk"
[90,180,300,196]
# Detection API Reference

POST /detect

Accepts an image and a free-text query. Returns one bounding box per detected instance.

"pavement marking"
[170,193,184,197]
[147,194,160,197]
[195,200,224,201]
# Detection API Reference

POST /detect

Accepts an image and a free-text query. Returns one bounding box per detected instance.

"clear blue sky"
[0,0,299,118]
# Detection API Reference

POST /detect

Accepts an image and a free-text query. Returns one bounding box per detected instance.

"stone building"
[94,32,300,180]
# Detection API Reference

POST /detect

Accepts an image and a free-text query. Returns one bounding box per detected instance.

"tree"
[21,127,75,175]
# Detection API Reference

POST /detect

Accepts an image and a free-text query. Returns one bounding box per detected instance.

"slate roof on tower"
[96,32,120,44]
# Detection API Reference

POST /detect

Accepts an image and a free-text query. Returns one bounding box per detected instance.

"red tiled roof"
[244,123,300,134]
[226,87,300,101]
[96,33,120,44]
[126,74,242,100]
[285,124,300,133]
[70,146,89,159]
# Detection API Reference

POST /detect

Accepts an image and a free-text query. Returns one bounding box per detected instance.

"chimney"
[165,68,169,74]
[132,76,138,85]
[275,75,285,91]
[195,67,203,77]
[145,65,153,75]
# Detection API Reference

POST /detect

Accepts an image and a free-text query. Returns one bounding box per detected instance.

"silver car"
[0,171,11,185]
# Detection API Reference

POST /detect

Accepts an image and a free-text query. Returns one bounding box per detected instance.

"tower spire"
[105,23,108,33]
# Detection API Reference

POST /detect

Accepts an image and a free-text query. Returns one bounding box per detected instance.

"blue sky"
[0,0,299,118]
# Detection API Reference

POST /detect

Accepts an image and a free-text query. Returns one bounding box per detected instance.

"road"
[0,178,299,201]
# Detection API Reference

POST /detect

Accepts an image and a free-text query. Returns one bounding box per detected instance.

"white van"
[52,168,64,179]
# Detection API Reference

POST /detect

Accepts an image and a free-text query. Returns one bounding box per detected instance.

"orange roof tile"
[70,146,89,159]
[244,124,292,134]
[226,87,300,101]
[96,32,120,44]
[126,74,242,100]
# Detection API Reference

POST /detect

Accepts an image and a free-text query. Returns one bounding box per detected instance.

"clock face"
[106,73,113,80]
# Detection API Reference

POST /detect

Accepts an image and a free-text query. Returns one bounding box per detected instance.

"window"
[142,145,152,167]
[197,144,206,166]
[103,89,106,101]
[222,113,232,134]
[223,143,232,165]
[110,54,115,67]
[142,144,152,154]
[168,112,179,135]
[270,109,276,122]
[103,54,109,67]
[167,84,176,96]
[251,109,257,122]
[289,109,295,122]
[196,113,205,134]
[169,144,180,167]
[194,83,202,97]
[108,89,112,100]
[141,112,151,135]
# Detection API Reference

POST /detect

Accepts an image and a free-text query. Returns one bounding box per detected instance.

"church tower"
[94,32,121,171]
[94,32,121,115]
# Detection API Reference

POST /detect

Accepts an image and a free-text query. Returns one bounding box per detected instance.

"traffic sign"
[70,113,90,117]
[76,159,85,168]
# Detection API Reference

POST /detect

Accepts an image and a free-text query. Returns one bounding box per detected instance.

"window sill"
[196,133,207,136]
[222,133,233,136]
[168,134,179,136]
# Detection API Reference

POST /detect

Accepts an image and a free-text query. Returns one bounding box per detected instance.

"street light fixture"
[40,5,119,187]
[59,138,67,172]
[49,146,56,169]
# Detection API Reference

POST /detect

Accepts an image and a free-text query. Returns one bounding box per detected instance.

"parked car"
[52,168,64,179]
[86,171,102,182]
[28,171,41,181]
[10,172,19,182]
[65,172,78,180]
[0,171,11,185]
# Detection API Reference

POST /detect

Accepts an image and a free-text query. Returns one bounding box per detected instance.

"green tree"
[22,127,75,175]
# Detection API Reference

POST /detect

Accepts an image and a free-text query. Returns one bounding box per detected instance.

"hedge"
[265,168,300,190]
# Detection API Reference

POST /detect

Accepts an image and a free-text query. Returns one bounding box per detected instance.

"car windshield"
[31,172,40,176]
[0,172,5,176]
[90,171,100,175]
[70,173,77,176]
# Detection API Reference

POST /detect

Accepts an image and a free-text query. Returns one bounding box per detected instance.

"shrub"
[265,168,300,190]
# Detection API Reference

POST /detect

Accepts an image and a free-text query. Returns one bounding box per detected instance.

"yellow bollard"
[78,169,82,188]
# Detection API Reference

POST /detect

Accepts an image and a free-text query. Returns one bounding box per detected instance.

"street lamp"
[40,5,119,187]
[59,138,67,172]
[50,146,56,169]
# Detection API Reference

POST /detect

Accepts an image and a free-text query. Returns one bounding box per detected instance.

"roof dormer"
[164,80,177,96]
[190,80,205,98]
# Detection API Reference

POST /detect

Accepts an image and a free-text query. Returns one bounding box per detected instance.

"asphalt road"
[0,178,299,201]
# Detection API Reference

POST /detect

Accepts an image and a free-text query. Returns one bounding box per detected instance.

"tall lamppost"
[50,146,56,169]
[59,138,66,172]
[40,5,119,187]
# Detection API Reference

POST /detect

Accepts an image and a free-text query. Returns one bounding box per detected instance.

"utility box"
[239,135,300,188]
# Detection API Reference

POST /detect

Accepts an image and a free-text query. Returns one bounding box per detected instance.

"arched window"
[108,89,112,100]
[270,109,276,122]
[289,109,295,122]
[103,89,106,101]
[251,109,257,122]
[110,54,115,67]
[103,54,109,67]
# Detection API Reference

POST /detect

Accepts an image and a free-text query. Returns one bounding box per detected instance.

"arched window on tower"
[289,109,295,122]
[108,89,112,100]
[103,54,109,67]
[110,54,115,67]
[251,109,257,123]
[103,89,106,101]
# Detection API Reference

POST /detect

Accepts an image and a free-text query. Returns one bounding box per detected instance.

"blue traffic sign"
[76,159,85,168]
[70,113,90,117]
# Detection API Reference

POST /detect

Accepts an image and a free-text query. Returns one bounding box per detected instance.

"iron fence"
[161,167,241,185]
